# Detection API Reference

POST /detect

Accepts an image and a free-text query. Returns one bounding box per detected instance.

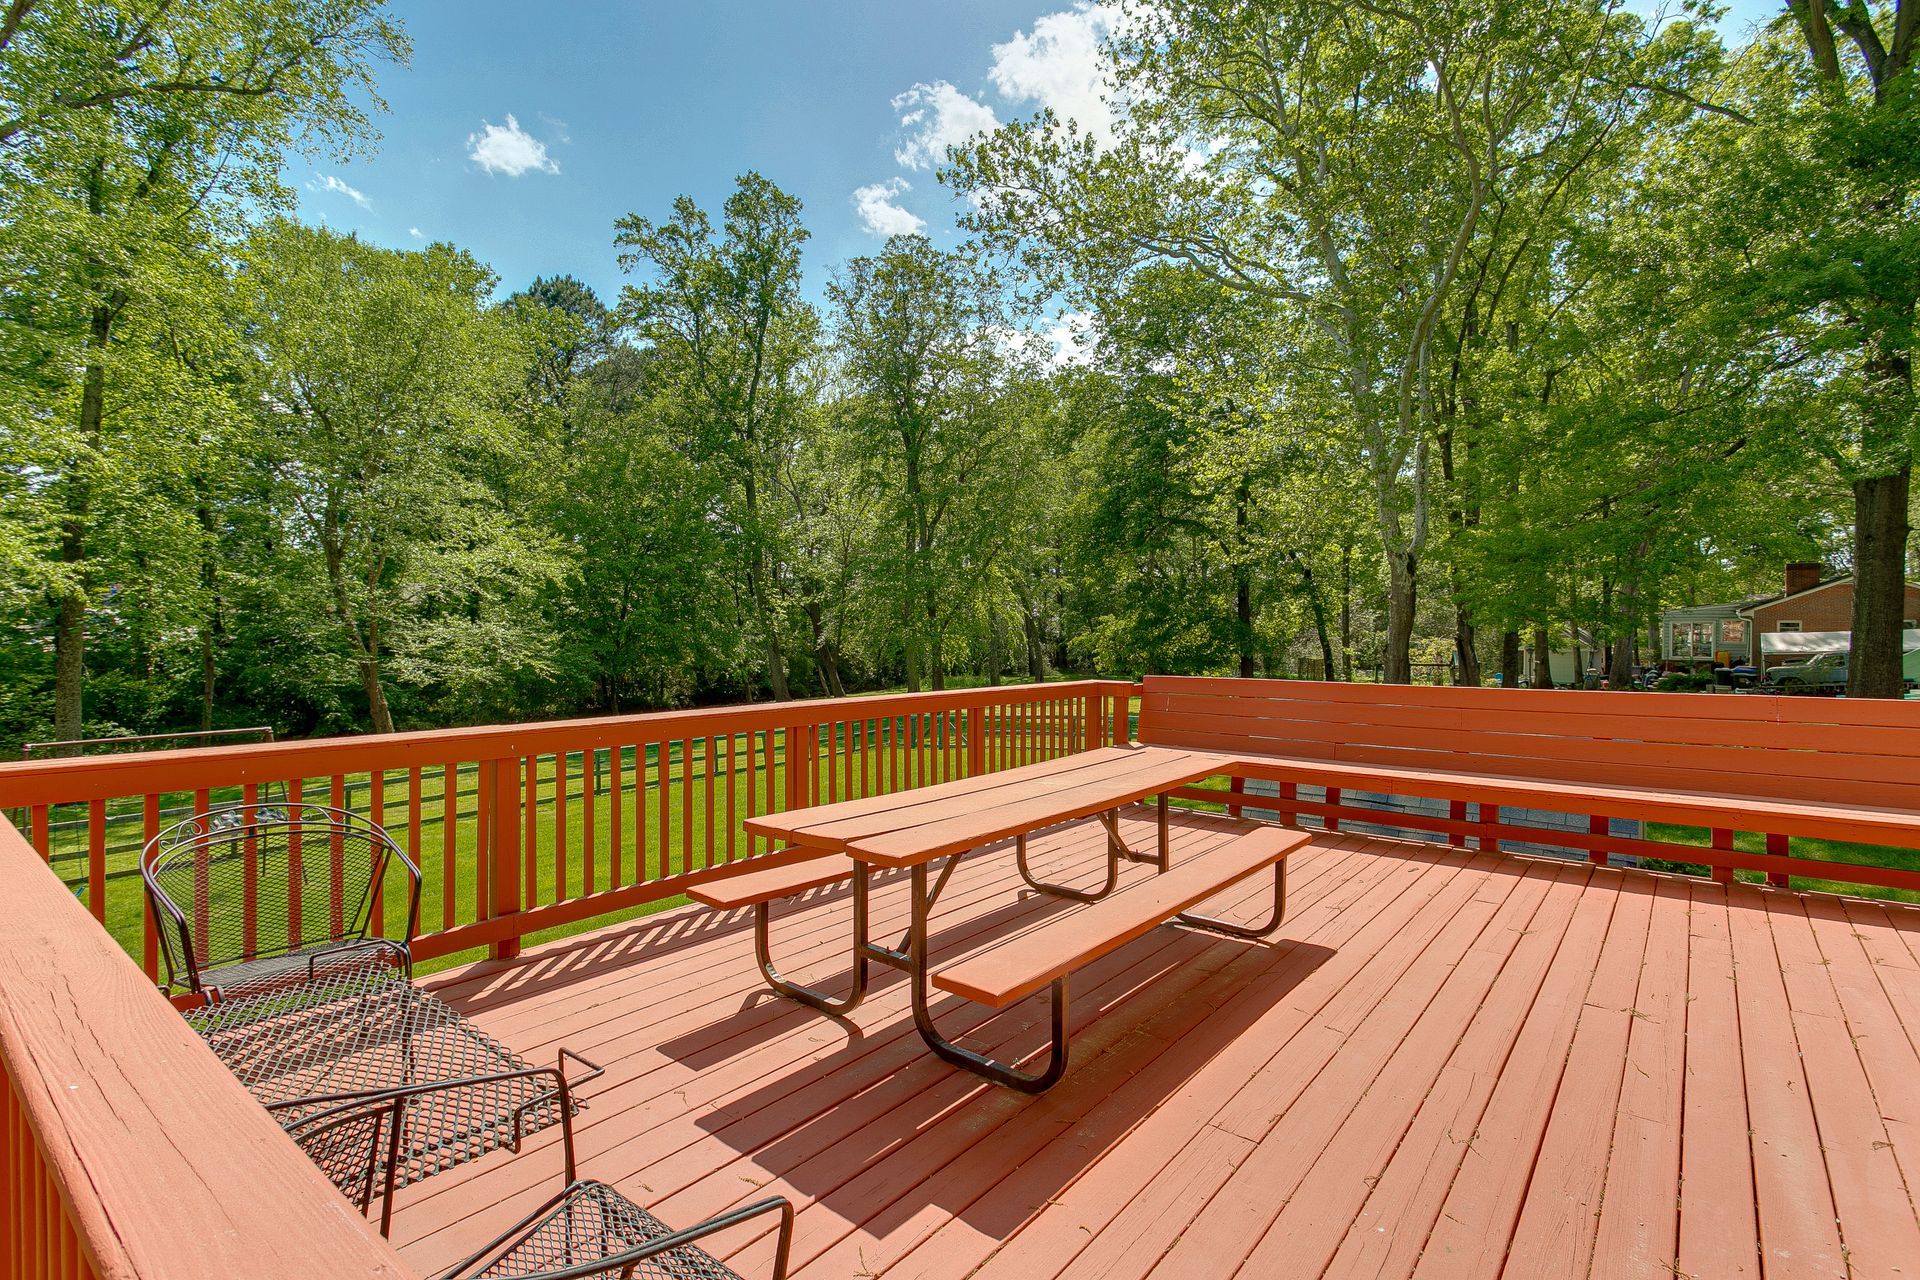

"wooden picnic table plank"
[747,746,1148,843]
[836,753,1230,869]
[745,746,1227,855]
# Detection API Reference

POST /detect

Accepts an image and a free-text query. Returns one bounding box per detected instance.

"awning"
[1759,628,1920,656]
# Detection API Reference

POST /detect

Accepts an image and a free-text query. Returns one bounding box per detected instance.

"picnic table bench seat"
[685,850,855,910]
[932,824,1306,1009]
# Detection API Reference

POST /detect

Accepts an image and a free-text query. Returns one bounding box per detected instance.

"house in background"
[1660,562,1920,670]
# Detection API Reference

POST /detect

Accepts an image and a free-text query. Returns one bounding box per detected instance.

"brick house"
[1659,562,1920,668]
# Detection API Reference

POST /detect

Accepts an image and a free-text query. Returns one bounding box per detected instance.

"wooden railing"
[0,810,418,1279]
[0,681,1134,974]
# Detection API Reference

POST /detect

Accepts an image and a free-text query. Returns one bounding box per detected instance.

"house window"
[1720,619,1747,645]
[1671,622,1716,658]
[1776,620,1802,632]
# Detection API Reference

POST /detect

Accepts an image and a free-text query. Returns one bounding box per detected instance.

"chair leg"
[1016,831,1119,902]
[752,872,869,1015]
[909,861,1069,1093]
[1176,860,1287,939]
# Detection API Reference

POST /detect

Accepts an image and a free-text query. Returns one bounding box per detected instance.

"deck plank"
[372,819,1920,1280]
[1726,883,1848,1278]
[1676,881,1762,1280]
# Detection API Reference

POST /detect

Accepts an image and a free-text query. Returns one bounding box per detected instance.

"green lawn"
[1642,823,1920,904]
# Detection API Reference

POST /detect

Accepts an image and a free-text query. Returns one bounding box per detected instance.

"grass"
[1643,822,1920,904]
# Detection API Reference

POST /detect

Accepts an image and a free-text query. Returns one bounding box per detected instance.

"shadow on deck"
[387,808,1920,1280]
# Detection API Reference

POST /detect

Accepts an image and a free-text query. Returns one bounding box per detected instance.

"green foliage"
[4,2,1918,749]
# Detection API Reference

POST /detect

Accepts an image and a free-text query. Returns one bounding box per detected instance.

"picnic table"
[737,746,1302,1091]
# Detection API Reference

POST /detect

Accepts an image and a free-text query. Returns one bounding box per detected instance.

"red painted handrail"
[0,681,1137,972]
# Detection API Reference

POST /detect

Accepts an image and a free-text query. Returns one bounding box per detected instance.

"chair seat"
[190,955,570,1190]
[463,1180,743,1280]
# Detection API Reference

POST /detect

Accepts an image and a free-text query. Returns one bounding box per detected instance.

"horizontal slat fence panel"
[0,682,1131,974]
[1145,676,1920,897]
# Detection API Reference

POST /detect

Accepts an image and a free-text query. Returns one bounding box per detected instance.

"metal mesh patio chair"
[142,802,422,1000]
[288,1066,793,1280]
[280,1052,605,1239]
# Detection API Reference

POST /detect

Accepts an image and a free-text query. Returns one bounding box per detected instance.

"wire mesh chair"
[290,1067,793,1280]
[278,1051,606,1239]
[142,802,422,1000]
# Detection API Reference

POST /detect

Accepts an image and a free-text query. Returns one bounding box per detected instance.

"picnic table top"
[744,744,1232,868]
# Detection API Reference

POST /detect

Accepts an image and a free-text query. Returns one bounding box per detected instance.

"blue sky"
[285,0,1785,309]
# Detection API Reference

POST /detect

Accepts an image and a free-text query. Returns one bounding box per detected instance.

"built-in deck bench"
[1137,674,1920,886]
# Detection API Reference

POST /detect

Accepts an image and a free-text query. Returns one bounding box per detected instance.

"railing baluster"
[192,789,212,954]
[474,762,492,927]
[1766,832,1790,888]
[441,765,457,931]
[1711,828,1735,886]
[681,738,695,876]
[609,745,624,886]
[555,751,569,902]
[725,734,738,862]
[524,757,539,908]
[584,748,598,893]
[637,740,652,882]
[407,769,423,934]
[86,799,106,925]
[142,793,161,979]
[368,769,385,936]
[703,737,717,870]
[286,779,304,945]
[327,776,345,937]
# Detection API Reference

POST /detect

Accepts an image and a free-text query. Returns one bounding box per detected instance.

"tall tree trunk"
[1609,558,1644,691]
[1453,606,1481,686]
[1499,630,1521,687]
[1338,538,1353,681]
[1236,570,1255,678]
[51,304,115,750]
[197,483,222,733]
[1530,625,1553,688]
[1023,609,1047,683]
[1383,549,1418,684]
[1849,463,1912,698]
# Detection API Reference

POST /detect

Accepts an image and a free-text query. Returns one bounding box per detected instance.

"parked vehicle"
[1765,651,1850,692]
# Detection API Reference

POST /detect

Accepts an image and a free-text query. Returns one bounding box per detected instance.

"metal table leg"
[906,859,1068,1093]
[1175,860,1288,939]
[753,863,870,1014]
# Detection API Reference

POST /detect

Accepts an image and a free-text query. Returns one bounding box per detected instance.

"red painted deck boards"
[379,812,1920,1280]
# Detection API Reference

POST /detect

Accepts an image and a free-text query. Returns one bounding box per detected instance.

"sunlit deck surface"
[389,808,1920,1279]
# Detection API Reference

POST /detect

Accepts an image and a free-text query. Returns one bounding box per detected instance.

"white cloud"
[1039,309,1097,367]
[988,3,1122,146]
[311,173,371,209]
[851,178,926,238]
[892,81,1000,170]
[407,226,423,239]
[467,114,559,177]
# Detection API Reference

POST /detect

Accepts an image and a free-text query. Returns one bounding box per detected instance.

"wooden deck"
[388,809,1920,1279]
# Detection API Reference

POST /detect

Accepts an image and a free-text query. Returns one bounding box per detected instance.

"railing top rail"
[0,680,1138,809]
[0,815,418,1279]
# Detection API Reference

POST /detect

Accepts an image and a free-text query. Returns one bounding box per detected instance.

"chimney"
[1784,561,1824,597]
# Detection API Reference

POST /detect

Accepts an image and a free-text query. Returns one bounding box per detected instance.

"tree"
[0,0,405,746]
[615,173,819,700]
[238,220,554,733]
[953,0,1718,682]
[827,235,1031,690]
[1758,1,1918,696]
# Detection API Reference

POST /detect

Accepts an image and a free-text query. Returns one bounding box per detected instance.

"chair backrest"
[1136,675,1920,810]
[142,803,420,994]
